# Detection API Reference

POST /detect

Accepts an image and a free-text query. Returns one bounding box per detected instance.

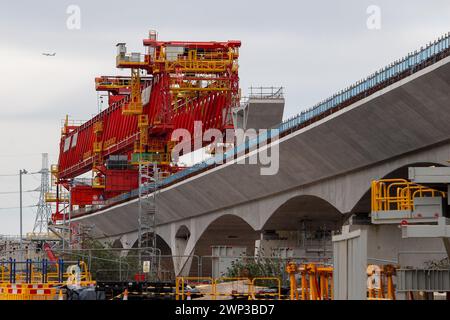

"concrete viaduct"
[71,55,450,276]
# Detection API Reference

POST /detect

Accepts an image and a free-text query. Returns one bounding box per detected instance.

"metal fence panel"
[397,269,450,292]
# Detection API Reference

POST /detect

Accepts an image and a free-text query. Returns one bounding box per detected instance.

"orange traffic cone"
[58,289,64,300]
[123,289,129,301]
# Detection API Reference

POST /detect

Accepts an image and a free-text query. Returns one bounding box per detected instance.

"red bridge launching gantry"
[48,30,241,223]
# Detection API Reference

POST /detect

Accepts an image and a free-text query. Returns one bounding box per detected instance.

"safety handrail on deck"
[371,179,446,212]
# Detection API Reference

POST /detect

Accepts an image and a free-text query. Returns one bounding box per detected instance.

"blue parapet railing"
[162,33,450,185]
[71,32,450,217]
[277,34,450,134]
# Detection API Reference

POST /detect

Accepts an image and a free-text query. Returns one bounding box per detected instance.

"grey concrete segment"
[244,99,285,130]
[72,56,450,274]
[232,98,284,130]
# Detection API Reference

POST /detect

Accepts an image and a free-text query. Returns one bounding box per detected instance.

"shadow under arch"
[259,195,342,261]
[111,239,123,249]
[262,195,343,231]
[176,225,191,241]
[351,161,446,215]
[175,225,191,264]
[190,214,259,277]
[131,233,175,280]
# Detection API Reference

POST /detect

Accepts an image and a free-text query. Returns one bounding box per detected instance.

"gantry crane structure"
[49,31,241,223]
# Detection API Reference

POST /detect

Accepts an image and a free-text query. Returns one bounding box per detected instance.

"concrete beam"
[73,56,450,251]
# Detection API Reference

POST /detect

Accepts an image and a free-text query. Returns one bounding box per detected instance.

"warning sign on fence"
[143,261,150,273]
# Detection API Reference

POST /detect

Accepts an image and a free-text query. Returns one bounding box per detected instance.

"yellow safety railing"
[45,192,69,203]
[116,53,149,69]
[95,76,149,91]
[0,261,95,288]
[287,262,333,300]
[0,267,7,284]
[130,152,171,165]
[299,264,333,300]
[371,179,446,212]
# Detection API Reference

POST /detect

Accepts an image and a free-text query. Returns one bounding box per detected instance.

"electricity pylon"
[33,153,52,234]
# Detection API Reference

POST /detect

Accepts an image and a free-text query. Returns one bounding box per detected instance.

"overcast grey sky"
[0,0,449,235]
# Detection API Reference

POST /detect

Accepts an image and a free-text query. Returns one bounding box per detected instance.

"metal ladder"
[138,162,160,278]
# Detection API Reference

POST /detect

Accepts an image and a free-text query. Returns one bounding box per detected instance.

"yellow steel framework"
[116,53,149,69]
[122,69,143,116]
[150,48,239,74]
[50,164,58,186]
[135,114,149,153]
[61,115,85,136]
[115,37,240,170]
[371,179,446,212]
[286,262,333,300]
[0,261,94,287]
[130,153,171,166]
[92,121,105,188]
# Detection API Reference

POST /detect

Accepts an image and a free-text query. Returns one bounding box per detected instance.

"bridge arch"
[256,194,342,260]
[185,214,259,277]
[261,194,343,231]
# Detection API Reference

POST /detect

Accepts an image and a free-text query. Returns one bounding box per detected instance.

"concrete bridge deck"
[70,45,450,275]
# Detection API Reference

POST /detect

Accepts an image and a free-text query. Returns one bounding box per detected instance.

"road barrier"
[0,285,58,300]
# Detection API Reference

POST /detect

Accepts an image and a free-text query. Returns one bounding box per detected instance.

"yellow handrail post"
[286,262,297,300]
[301,267,308,300]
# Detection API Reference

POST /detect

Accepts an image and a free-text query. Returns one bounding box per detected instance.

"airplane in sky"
[42,53,56,57]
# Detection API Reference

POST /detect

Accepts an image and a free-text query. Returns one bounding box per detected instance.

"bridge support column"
[119,232,138,257]
[170,242,196,277]
[119,232,138,250]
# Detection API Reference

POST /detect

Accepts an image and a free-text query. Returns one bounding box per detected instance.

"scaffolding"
[137,162,160,279]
